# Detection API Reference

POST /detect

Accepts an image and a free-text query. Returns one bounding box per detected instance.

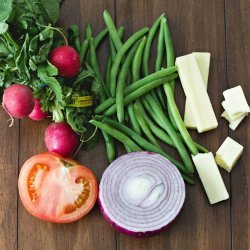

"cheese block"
[184,52,211,128]
[221,111,247,130]
[222,85,249,120]
[176,54,218,132]
[192,152,229,204]
[215,137,244,172]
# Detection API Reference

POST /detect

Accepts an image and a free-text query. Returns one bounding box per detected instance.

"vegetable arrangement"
[1,0,248,237]
[0,0,100,153]
[91,10,209,184]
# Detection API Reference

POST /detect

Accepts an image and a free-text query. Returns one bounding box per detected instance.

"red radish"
[99,152,185,237]
[49,46,80,78]
[29,98,48,121]
[45,122,79,157]
[2,84,34,119]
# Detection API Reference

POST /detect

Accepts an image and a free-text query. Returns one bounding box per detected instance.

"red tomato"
[18,152,98,223]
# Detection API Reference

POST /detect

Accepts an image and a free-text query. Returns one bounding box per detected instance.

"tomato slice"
[18,152,98,223]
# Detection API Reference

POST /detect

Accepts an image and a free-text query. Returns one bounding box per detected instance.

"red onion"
[99,152,185,237]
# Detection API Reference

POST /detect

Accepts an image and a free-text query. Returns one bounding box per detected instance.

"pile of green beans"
[81,10,209,184]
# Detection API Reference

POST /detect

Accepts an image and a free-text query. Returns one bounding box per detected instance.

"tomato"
[18,152,98,223]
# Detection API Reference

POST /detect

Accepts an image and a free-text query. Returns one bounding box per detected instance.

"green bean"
[88,38,110,101]
[85,22,93,40]
[163,18,175,90]
[143,94,194,174]
[102,131,115,163]
[142,14,164,76]
[116,39,141,122]
[195,143,209,153]
[126,66,176,95]
[105,27,125,92]
[105,56,112,89]
[126,66,142,135]
[90,119,142,151]
[96,116,192,179]
[103,10,123,51]
[95,66,177,113]
[163,83,198,155]
[136,100,175,147]
[104,74,178,116]
[132,37,147,81]
[109,27,149,97]
[94,28,108,49]
[109,26,125,61]
[163,17,177,130]
[126,37,147,135]
[80,39,89,64]
[139,99,208,152]
[155,18,167,109]
[134,103,161,149]
[127,104,141,135]
[109,35,117,62]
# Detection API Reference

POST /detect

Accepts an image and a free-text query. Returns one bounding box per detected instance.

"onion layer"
[99,152,185,237]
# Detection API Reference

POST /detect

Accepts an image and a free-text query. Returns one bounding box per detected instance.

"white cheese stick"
[215,137,243,172]
[221,111,248,130]
[184,52,211,128]
[222,85,249,119]
[176,54,218,132]
[192,153,229,204]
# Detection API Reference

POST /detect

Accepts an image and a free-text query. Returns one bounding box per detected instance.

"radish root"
[2,103,14,127]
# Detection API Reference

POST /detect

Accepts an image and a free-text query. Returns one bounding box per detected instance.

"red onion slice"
[99,152,185,237]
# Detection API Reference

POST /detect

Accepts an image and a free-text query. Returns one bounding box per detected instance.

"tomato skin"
[18,152,98,223]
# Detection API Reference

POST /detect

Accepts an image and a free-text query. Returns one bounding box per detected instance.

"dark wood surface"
[0,0,249,249]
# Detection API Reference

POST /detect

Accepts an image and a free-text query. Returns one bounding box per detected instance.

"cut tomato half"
[18,152,98,223]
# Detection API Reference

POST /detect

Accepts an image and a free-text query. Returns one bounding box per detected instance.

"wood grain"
[225,0,250,249]
[0,110,19,250]
[0,0,249,249]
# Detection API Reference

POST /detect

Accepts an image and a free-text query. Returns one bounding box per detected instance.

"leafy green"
[0,0,13,23]
[0,23,9,34]
[0,0,100,151]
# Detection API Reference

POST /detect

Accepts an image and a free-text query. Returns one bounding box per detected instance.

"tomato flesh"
[18,153,98,223]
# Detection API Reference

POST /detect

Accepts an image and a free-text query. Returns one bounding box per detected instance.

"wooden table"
[0,0,249,249]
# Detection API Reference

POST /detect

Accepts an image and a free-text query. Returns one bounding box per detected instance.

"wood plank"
[225,0,250,249]
[115,0,231,249]
[0,110,19,250]
[17,1,116,249]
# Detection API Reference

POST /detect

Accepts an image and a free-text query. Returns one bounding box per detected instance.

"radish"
[2,84,34,120]
[44,122,79,157]
[29,98,48,121]
[49,46,80,78]
[99,152,185,237]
